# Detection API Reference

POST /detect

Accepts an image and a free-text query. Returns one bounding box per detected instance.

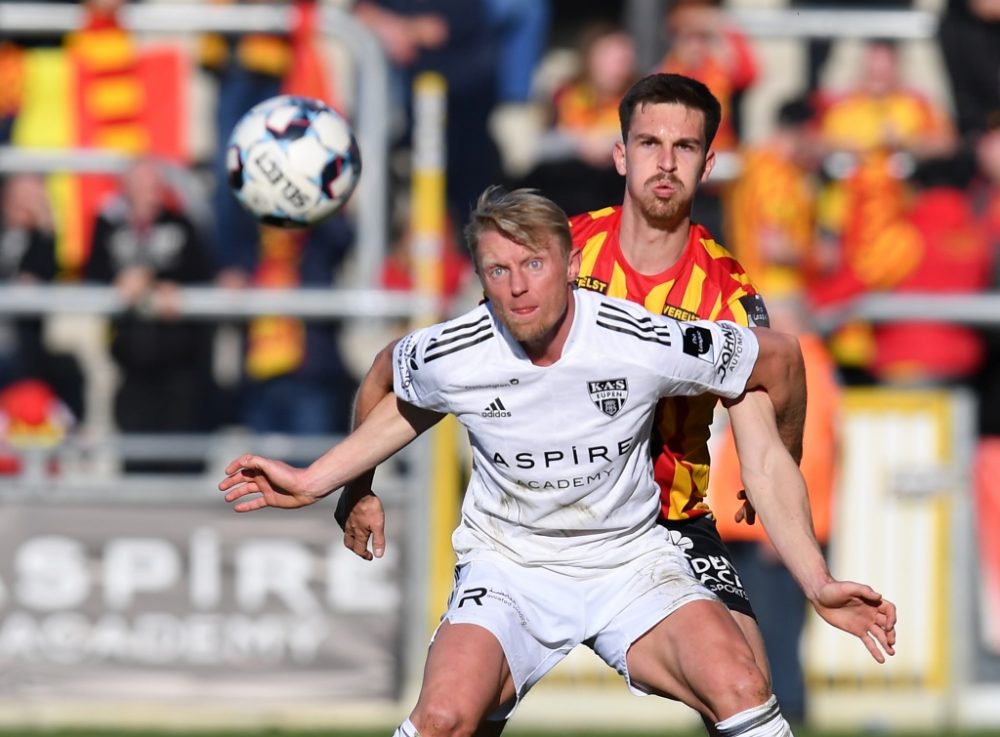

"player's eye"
[528,258,543,270]
[488,266,506,279]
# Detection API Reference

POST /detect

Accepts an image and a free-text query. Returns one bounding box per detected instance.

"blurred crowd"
[0,7,997,439]
[1,0,1000,723]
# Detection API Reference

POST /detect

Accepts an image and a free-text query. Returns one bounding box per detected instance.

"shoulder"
[569,206,621,246]
[585,292,678,349]
[398,304,496,372]
[688,224,755,287]
[687,225,767,324]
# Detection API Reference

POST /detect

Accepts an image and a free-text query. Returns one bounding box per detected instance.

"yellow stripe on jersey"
[727,292,751,324]
[701,236,731,261]
[645,280,676,314]
[703,236,756,288]
[680,264,708,314]
[587,206,616,219]
[608,262,629,299]
[579,232,607,276]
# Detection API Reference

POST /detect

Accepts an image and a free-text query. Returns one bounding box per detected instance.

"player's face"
[613,102,715,226]
[476,229,581,351]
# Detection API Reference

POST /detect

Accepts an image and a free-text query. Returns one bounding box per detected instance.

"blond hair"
[464,186,572,266]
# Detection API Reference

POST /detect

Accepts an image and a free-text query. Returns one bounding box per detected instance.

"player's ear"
[700,149,716,183]
[567,247,582,282]
[613,140,627,177]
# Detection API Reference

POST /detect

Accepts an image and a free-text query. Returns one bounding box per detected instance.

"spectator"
[0,174,84,420]
[938,0,1000,140]
[200,0,293,281]
[515,21,638,214]
[819,39,956,164]
[972,111,1000,251]
[868,156,993,386]
[971,114,1000,435]
[355,0,502,233]
[788,0,913,99]
[709,278,841,727]
[85,159,218,471]
[657,0,757,240]
[238,219,357,437]
[814,39,958,379]
[483,0,551,105]
[657,0,757,152]
[724,98,822,292]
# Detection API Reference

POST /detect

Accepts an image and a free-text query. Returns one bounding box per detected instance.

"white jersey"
[393,289,759,575]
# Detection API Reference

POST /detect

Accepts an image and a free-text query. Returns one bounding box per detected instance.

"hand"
[115,267,154,306]
[336,483,386,561]
[218,454,324,512]
[811,580,897,664]
[152,281,182,318]
[733,489,757,526]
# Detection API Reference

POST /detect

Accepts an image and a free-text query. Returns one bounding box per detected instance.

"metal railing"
[0,1,391,287]
[0,283,996,329]
[729,7,939,40]
[0,283,437,321]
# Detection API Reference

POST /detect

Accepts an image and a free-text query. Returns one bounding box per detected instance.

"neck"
[618,197,691,274]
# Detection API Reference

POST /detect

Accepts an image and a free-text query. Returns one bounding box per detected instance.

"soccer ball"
[226,95,362,228]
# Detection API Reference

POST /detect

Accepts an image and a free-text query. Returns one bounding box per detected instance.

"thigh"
[625,598,765,722]
[413,620,515,730]
[440,558,580,720]
[586,540,718,696]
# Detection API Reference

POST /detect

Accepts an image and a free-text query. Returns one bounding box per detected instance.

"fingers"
[220,456,271,510]
[223,454,260,477]
[881,598,898,636]
[861,618,896,662]
[861,630,888,664]
[372,523,386,559]
[222,480,260,503]
[233,496,270,513]
[344,526,374,561]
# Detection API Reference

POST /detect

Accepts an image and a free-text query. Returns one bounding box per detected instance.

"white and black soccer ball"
[226,95,362,229]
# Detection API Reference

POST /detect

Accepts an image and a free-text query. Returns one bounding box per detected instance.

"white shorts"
[436,535,718,719]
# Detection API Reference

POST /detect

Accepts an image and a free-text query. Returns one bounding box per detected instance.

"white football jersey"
[393,289,759,574]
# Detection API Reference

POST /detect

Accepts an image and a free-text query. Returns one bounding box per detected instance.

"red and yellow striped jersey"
[569,205,767,521]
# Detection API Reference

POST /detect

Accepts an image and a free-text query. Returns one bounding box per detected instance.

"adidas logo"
[481,397,511,418]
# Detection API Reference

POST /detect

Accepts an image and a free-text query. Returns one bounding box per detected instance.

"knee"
[412,702,477,737]
[709,659,772,719]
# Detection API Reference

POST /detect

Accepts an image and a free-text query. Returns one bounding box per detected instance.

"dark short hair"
[618,73,722,147]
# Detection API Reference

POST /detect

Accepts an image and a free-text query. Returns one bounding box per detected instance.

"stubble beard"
[638,177,688,227]
[504,313,549,346]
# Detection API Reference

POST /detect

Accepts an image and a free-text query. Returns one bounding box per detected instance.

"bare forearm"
[730,392,830,601]
[774,392,805,465]
[742,446,831,600]
[303,393,426,495]
[344,341,399,491]
[747,329,806,463]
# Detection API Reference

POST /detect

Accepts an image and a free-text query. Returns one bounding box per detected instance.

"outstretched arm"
[334,339,444,560]
[731,327,807,526]
[219,392,440,512]
[728,390,897,663]
[746,327,806,464]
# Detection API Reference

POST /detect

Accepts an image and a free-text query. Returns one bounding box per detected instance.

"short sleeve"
[664,320,759,399]
[392,328,450,412]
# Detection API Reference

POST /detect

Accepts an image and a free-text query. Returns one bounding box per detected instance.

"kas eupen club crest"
[588,378,629,417]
